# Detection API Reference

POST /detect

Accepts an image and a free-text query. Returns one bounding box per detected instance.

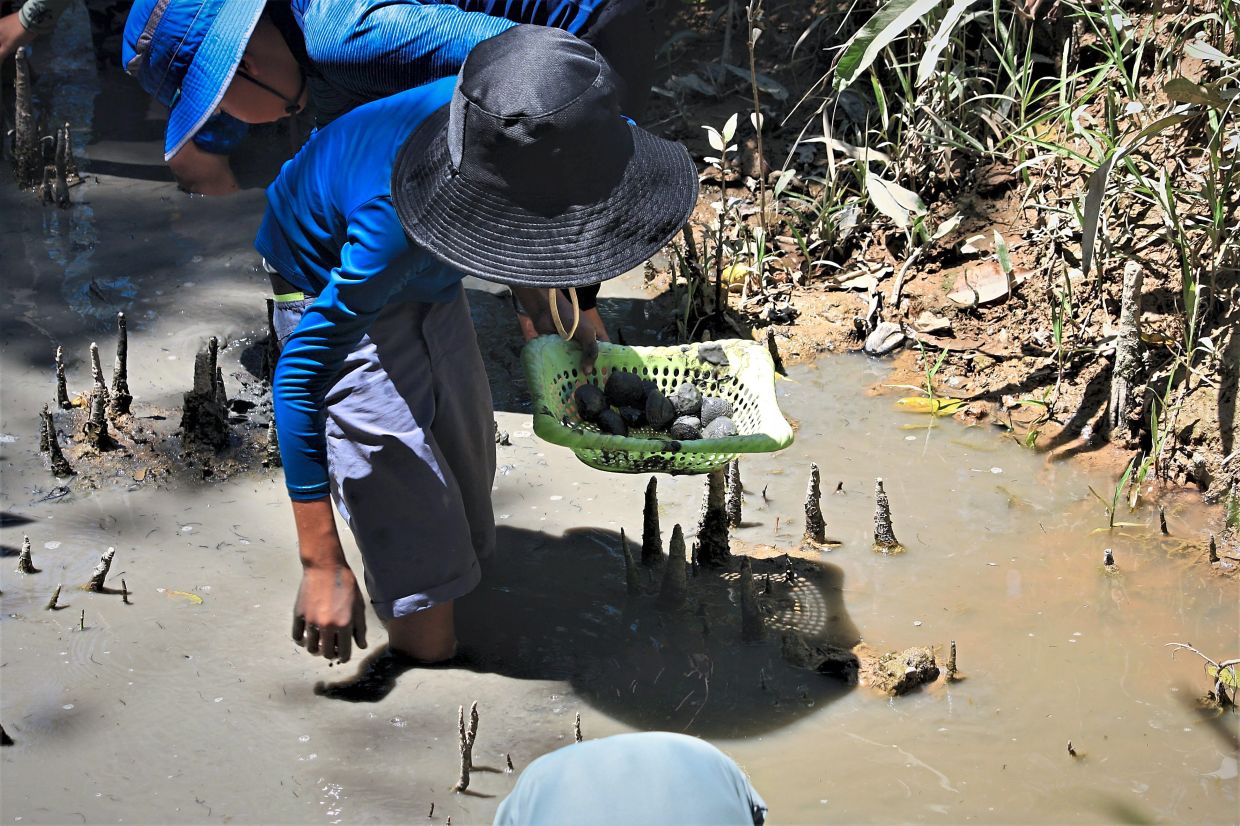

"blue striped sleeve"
[272,196,413,500]
[309,2,516,109]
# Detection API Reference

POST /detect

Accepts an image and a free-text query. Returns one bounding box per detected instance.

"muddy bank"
[2,4,1238,823]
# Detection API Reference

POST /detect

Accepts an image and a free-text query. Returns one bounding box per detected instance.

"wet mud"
[3,7,1238,824]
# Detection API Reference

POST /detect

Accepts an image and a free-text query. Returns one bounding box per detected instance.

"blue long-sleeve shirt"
[195,0,604,154]
[256,79,461,500]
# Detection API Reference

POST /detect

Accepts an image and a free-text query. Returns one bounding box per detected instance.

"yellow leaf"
[721,263,751,285]
[167,590,203,605]
[896,397,963,415]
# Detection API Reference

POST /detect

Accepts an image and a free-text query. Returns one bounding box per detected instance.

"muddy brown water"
[3,11,1239,824]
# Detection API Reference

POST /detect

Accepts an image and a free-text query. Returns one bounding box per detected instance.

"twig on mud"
[888,245,925,307]
[451,702,479,792]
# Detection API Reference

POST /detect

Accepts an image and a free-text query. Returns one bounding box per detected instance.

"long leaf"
[866,172,927,229]
[915,0,978,87]
[833,0,944,93]
[1079,113,1194,277]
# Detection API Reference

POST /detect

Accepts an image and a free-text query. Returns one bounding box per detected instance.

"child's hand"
[292,564,368,663]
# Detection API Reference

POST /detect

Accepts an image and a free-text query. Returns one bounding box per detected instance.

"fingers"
[292,613,306,646]
[577,331,598,374]
[353,598,369,649]
[336,629,352,664]
[320,628,338,662]
[305,623,321,655]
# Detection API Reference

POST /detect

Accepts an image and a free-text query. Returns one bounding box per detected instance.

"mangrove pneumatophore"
[89,341,110,409]
[573,712,583,743]
[45,584,63,611]
[17,535,39,574]
[85,547,116,592]
[39,403,50,452]
[873,478,902,552]
[696,468,730,567]
[110,313,132,417]
[14,49,40,189]
[43,406,75,477]
[804,462,826,544]
[181,337,231,452]
[55,345,71,409]
[725,458,742,527]
[82,378,111,451]
[657,524,688,609]
[263,421,281,468]
[641,476,662,566]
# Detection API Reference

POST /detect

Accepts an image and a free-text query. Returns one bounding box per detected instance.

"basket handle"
[549,288,580,341]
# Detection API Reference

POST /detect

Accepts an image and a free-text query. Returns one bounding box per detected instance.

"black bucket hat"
[392,25,699,289]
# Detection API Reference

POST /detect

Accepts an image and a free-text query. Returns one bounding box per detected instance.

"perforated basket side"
[522,337,793,471]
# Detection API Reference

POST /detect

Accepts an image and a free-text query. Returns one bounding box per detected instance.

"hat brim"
[163,0,265,160]
[391,106,699,289]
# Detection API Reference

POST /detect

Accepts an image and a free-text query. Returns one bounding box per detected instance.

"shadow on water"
[316,525,862,738]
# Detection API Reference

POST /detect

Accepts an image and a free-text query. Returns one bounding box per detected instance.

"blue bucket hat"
[122,0,266,160]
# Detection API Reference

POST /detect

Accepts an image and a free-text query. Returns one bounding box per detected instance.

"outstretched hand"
[292,563,368,663]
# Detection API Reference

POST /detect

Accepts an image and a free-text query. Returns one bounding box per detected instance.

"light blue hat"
[122,0,266,160]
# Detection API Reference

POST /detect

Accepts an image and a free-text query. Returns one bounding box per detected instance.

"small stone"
[670,416,701,440]
[644,391,677,430]
[669,384,703,417]
[702,417,737,439]
[604,371,645,407]
[597,409,628,436]
[700,396,733,426]
[574,384,607,422]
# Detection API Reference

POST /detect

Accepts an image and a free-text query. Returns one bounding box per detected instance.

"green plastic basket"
[522,336,795,474]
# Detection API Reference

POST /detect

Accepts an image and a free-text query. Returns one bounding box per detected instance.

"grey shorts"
[272,283,496,621]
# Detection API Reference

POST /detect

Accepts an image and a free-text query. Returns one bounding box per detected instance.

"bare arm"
[289,498,367,663]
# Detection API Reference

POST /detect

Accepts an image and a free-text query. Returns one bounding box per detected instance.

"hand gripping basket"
[522,336,794,474]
